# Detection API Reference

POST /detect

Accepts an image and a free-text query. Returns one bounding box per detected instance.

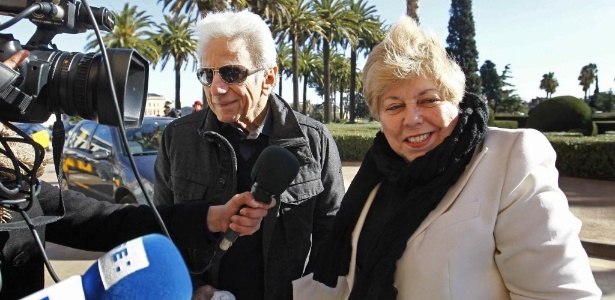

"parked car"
[61,116,173,204]
[13,122,51,150]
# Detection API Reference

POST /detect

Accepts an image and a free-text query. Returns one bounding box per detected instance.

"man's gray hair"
[195,10,277,69]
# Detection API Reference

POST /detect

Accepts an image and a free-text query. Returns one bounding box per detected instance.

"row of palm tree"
[540,62,601,102]
[84,3,198,111]
[87,1,389,123]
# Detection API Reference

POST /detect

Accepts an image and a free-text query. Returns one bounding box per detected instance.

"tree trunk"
[339,87,344,121]
[349,47,357,123]
[175,63,181,110]
[406,0,419,24]
[292,34,300,111]
[278,70,283,97]
[302,75,308,115]
[323,35,331,123]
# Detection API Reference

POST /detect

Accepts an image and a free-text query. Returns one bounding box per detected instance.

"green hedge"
[545,134,615,180]
[495,115,527,128]
[332,135,374,161]
[329,124,615,181]
[595,121,615,134]
[493,120,518,129]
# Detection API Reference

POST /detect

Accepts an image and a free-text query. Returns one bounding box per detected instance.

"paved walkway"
[41,161,615,297]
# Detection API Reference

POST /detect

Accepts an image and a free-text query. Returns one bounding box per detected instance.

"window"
[90,125,113,153]
[66,122,96,150]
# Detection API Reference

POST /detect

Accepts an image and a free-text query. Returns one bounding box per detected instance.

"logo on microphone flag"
[98,236,150,289]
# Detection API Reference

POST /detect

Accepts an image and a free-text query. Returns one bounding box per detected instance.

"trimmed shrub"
[526,96,594,136]
[488,107,495,126]
[493,120,518,129]
[332,134,374,161]
[495,115,527,128]
[545,134,615,180]
[595,121,615,134]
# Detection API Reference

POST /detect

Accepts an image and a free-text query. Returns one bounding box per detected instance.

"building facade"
[145,93,168,116]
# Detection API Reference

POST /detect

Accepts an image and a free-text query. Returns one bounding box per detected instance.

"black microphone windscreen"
[251,145,300,195]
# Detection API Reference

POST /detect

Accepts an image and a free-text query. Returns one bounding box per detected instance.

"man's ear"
[261,65,278,94]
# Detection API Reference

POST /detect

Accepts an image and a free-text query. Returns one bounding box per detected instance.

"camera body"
[0,0,148,128]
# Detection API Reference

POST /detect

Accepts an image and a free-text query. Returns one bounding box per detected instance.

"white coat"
[293,128,601,299]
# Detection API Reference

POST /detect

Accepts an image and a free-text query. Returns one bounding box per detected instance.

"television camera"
[0,0,148,127]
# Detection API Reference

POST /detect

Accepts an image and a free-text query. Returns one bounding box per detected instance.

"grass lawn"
[325,121,381,136]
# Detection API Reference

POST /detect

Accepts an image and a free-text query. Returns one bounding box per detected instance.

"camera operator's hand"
[206,192,276,235]
[2,49,29,69]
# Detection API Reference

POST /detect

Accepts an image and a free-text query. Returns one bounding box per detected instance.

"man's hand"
[207,192,276,235]
[3,50,29,69]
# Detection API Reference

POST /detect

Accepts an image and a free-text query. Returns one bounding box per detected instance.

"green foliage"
[332,135,375,161]
[526,95,594,136]
[545,134,615,180]
[498,95,528,115]
[493,120,518,129]
[327,123,615,181]
[327,122,380,160]
[594,90,615,112]
[595,121,615,134]
[326,121,381,136]
[480,60,501,109]
[487,107,495,126]
[446,0,481,94]
[540,72,558,99]
[578,63,597,101]
[495,114,527,128]
[85,3,160,64]
[354,93,371,120]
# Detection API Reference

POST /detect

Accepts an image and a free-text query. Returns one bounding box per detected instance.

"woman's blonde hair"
[362,15,466,119]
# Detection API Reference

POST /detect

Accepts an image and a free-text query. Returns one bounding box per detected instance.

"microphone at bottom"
[21,233,191,300]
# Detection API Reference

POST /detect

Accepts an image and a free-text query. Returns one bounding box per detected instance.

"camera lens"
[30,49,148,128]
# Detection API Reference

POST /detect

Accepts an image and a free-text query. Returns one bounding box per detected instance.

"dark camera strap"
[0,62,33,114]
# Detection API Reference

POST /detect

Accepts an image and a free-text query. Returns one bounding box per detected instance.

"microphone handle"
[212,183,275,261]
[219,229,239,251]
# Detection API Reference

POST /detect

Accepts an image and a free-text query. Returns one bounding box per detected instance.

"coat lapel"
[408,143,488,242]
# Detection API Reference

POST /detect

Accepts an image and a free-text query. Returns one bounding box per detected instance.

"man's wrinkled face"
[201,38,275,131]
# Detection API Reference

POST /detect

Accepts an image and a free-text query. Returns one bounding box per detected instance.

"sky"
[2,0,614,108]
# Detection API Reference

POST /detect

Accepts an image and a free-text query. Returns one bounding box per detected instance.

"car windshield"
[124,119,172,155]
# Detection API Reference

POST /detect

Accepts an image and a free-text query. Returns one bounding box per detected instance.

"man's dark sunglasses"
[196,65,264,86]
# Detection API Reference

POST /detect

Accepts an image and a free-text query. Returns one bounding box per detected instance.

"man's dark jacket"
[154,94,345,299]
[0,182,212,300]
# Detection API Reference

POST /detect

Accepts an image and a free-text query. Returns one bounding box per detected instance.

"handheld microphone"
[21,233,191,300]
[217,145,300,253]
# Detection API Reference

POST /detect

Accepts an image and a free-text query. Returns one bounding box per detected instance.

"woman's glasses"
[196,65,264,86]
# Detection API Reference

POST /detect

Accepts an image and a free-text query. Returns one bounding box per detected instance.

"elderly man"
[153,10,345,300]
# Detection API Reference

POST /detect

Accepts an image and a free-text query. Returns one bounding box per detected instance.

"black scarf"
[312,93,489,299]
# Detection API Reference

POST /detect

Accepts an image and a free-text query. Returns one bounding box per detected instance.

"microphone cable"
[80,0,171,239]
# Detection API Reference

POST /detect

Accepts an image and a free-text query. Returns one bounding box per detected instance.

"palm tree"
[276,0,322,111]
[406,0,419,23]
[154,15,199,110]
[330,52,351,120]
[298,48,320,114]
[313,0,358,123]
[540,72,558,99]
[348,0,384,123]
[578,63,597,102]
[84,3,160,64]
[157,0,247,18]
[275,42,293,98]
[250,0,291,27]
